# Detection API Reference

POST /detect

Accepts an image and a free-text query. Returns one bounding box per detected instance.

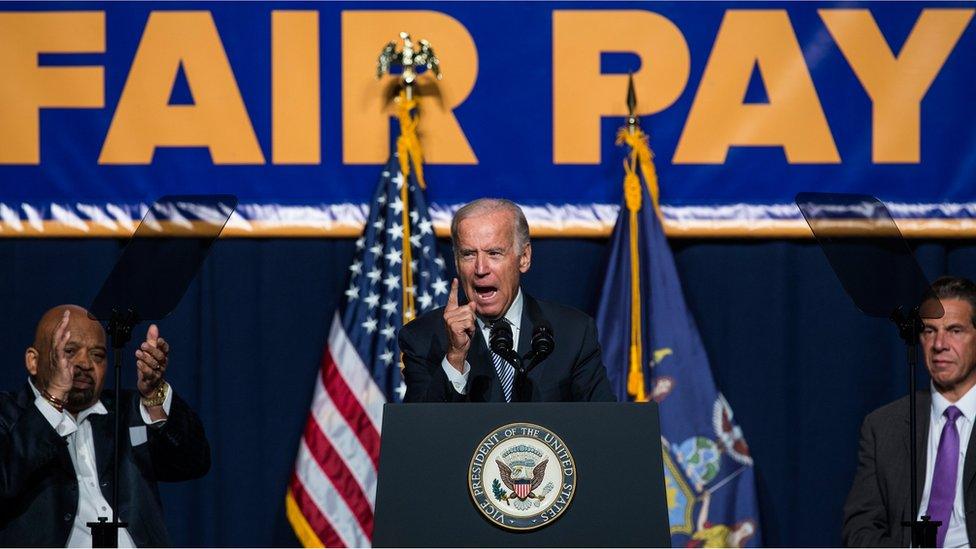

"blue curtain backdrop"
[0,237,966,546]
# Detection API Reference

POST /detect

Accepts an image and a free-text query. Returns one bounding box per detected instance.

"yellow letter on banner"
[552,10,690,164]
[0,12,104,164]
[820,9,974,164]
[99,11,264,164]
[272,11,320,164]
[342,11,478,165]
[673,10,840,164]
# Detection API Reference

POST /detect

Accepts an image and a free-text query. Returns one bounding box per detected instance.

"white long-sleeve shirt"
[917,382,976,548]
[28,378,173,548]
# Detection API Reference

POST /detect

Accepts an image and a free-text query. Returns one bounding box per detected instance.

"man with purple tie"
[844,276,976,547]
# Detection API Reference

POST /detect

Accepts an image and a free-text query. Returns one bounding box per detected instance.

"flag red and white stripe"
[286,313,386,548]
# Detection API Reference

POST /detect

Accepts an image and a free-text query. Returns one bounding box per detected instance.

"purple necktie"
[927,405,963,548]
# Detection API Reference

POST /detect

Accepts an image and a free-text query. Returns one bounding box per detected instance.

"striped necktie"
[490,350,515,402]
[488,320,515,402]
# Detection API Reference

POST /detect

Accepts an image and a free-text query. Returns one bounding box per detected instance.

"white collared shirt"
[29,378,173,548]
[442,288,524,394]
[917,382,976,548]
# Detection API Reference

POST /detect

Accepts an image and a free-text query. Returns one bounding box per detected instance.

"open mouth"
[474,285,498,301]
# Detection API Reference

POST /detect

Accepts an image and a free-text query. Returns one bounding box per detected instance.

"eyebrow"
[922,322,968,329]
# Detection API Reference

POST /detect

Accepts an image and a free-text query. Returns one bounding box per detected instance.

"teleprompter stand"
[372,402,671,547]
[86,195,237,547]
[796,192,944,547]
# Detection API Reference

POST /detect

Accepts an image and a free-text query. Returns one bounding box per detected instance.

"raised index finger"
[446,278,459,309]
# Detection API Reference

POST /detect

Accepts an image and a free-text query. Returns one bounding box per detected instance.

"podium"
[373,402,671,547]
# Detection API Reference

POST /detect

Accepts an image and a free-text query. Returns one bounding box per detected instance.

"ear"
[518,243,532,273]
[24,347,39,376]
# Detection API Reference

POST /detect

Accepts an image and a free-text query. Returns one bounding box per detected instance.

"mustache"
[72,371,94,384]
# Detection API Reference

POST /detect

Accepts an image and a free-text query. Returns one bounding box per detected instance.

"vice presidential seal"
[468,422,576,531]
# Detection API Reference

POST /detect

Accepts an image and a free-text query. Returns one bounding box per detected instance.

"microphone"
[522,320,554,373]
[489,320,522,371]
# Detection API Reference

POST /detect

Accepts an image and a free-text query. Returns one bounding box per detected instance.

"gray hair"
[450,198,530,254]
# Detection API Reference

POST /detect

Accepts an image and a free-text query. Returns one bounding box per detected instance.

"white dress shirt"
[917,382,976,548]
[442,288,524,395]
[29,378,173,548]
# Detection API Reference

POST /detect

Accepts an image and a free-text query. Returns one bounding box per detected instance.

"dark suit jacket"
[0,383,211,547]
[399,293,616,402]
[842,392,976,547]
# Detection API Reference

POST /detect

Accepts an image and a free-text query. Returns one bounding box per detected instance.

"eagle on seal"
[495,458,548,501]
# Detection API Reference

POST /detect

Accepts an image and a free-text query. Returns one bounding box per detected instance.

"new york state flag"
[596,128,762,547]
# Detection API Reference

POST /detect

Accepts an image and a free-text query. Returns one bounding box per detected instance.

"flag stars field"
[432,278,448,295]
[361,318,377,333]
[390,197,404,215]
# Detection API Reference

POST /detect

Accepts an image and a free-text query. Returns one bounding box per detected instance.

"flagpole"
[618,73,648,402]
[377,32,442,324]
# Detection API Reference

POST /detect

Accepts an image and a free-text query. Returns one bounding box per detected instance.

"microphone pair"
[488,319,554,375]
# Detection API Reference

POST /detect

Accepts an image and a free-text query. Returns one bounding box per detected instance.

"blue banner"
[1,2,974,236]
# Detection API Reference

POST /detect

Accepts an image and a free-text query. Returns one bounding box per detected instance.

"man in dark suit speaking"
[843,277,976,547]
[399,198,615,403]
[0,305,210,546]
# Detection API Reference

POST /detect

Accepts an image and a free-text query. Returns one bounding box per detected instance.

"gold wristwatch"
[141,381,169,407]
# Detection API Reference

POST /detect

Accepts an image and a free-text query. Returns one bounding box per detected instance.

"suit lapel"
[903,392,930,517]
[961,404,976,544]
[18,383,74,473]
[518,294,545,360]
[964,409,976,491]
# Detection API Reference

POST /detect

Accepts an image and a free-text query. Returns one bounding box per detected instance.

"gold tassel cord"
[622,149,647,403]
[616,127,661,213]
[395,91,423,324]
[400,170,416,325]
[615,126,660,403]
[395,92,427,190]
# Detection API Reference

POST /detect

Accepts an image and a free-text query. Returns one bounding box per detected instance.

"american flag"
[286,153,448,547]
